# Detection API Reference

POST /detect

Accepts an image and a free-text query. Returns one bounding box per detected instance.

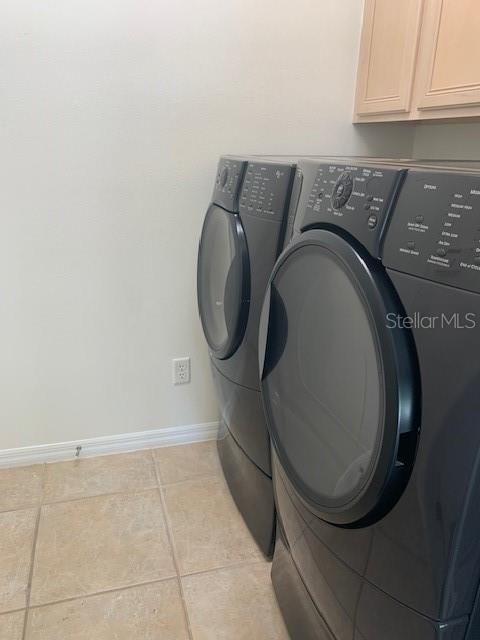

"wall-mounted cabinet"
[354,0,480,122]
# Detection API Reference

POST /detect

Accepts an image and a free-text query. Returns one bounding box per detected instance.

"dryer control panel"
[212,158,247,212]
[297,163,405,257]
[239,161,295,222]
[383,170,480,295]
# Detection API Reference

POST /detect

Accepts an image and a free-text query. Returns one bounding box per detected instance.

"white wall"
[0,0,415,450]
[413,123,480,161]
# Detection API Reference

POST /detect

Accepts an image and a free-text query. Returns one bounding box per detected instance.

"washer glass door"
[197,205,250,360]
[261,229,418,525]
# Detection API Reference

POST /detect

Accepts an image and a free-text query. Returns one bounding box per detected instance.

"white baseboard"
[0,421,224,468]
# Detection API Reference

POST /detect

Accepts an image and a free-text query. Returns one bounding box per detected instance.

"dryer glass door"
[261,229,419,526]
[197,205,250,360]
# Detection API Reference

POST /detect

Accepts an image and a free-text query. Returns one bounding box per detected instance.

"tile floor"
[0,440,289,639]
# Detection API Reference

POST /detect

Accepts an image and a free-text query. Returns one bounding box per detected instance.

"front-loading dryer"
[259,157,480,639]
[197,155,300,555]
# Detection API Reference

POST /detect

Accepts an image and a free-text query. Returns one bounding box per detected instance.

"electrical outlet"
[172,357,191,385]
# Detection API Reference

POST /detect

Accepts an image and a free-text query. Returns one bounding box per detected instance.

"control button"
[366,195,374,202]
[220,167,229,188]
[437,247,447,257]
[364,204,371,211]
[416,215,424,223]
[407,241,416,249]
[331,172,353,209]
[367,215,378,229]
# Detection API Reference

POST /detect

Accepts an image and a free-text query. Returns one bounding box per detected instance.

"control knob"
[331,171,353,209]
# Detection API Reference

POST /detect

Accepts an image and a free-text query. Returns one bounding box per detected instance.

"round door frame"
[260,228,420,527]
[197,204,251,360]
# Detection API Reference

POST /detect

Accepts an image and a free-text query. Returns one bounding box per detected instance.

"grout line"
[158,472,222,489]
[151,450,195,640]
[21,556,269,612]
[39,484,160,508]
[0,485,160,515]
[179,558,270,580]
[0,459,47,516]
[35,465,220,510]
[0,504,43,516]
[26,575,180,611]
[0,607,28,616]
[0,477,220,515]
[22,463,46,640]
[0,449,220,515]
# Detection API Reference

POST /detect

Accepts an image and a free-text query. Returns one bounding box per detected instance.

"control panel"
[212,157,247,212]
[239,161,295,222]
[296,163,405,257]
[383,170,480,295]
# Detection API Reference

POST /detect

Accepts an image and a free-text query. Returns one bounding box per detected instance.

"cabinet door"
[416,0,480,112]
[355,0,424,118]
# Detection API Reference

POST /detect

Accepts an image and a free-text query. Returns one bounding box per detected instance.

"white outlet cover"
[172,357,191,385]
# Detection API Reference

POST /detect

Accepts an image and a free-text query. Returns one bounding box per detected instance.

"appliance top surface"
[295,156,480,174]
[222,155,480,174]
[222,154,300,165]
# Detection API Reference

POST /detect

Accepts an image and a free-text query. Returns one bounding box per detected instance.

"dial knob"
[331,172,353,209]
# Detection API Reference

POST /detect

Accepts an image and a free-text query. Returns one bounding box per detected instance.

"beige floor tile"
[153,441,221,485]
[0,610,25,640]
[30,490,175,606]
[183,563,289,640]
[43,451,157,503]
[0,508,37,613]
[0,465,44,512]
[164,476,262,575]
[26,580,189,640]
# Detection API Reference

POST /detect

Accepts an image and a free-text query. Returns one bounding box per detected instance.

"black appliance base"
[271,529,334,640]
[217,429,275,558]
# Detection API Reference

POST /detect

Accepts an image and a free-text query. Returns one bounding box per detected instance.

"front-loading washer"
[259,157,480,639]
[197,155,301,555]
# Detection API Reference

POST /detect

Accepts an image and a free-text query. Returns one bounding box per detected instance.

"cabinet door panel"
[355,0,424,117]
[417,0,480,110]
